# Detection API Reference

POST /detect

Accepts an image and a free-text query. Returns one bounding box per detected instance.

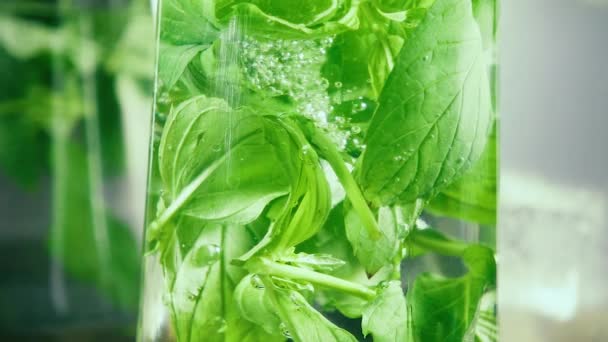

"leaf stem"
[301,121,381,240]
[408,230,469,257]
[149,154,228,233]
[250,258,376,300]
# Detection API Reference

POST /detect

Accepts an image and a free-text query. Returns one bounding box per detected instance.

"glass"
[139,0,498,341]
[0,0,154,340]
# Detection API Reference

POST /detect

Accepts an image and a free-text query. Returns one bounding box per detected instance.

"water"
[139,1,498,341]
[0,0,153,339]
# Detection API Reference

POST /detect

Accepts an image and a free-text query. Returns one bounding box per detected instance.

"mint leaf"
[161,221,282,342]
[407,244,496,341]
[234,274,283,336]
[297,203,371,318]
[153,96,291,232]
[362,281,408,342]
[427,125,497,225]
[280,252,347,273]
[270,287,358,342]
[159,43,209,89]
[358,0,492,206]
[236,117,331,261]
[161,0,219,45]
[219,1,359,39]
[345,206,403,274]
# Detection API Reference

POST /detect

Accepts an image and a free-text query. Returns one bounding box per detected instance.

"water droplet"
[319,78,329,89]
[191,244,220,267]
[334,81,343,88]
[289,292,301,305]
[250,275,264,289]
[214,317,227,333]
[279,323,293,339]
[352,100,368,113]
[377,281,390,290]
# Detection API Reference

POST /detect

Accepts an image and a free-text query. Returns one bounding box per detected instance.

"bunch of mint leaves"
[146,0,498,340]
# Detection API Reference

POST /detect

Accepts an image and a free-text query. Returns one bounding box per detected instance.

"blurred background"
[0,0,607,341]
[500,0,608,340]
[0,0,153,340]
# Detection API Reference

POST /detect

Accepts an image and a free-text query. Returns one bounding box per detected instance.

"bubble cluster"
[239,36,333,125]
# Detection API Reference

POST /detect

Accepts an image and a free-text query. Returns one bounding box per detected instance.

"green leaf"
[219,0,359,39]
[48,141,140,309]
[280,252,347,273]
[162,221,282,342]
[153,96,291,232]
[426,125,497,225]
[269,287,358,342]
[298,203,370,318]
[472,0,498,50]
[160,0,219,46]
[234,274,283,335]
[372,0,435,13]
[407,244,496,342]
[362,281,408,342]
[368,35,404,98]
[236,117,331,261]
[357,0,492,207]
[158,43,208,89]
[344,205,402,274]
[222,0,346,25]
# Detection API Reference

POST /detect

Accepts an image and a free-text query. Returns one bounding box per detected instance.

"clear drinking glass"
[0,0,153,340]
[138,0,498,341]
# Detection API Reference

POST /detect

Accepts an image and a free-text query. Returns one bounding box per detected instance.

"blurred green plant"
[0,0,154,310]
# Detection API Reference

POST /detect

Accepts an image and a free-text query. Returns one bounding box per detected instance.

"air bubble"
[377,281,390,290]
[290,292,301,305]
[191,244,220,267]
[351,126,362,134]
[334,81,343,88]
[279,323,293,339]
[250,275,264,289]
[212,144,221,152]
[319,78,329,89]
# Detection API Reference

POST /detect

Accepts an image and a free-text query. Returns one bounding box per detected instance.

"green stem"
[303,122,381,240]
[149,153,229,233]
[408,230,469,257]
[250,258,376,300]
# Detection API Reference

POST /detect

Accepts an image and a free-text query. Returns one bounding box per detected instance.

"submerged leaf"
[362,281,408,342]
[156,96,291,228]
[407,244,496,342]
[358,0,492,206]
